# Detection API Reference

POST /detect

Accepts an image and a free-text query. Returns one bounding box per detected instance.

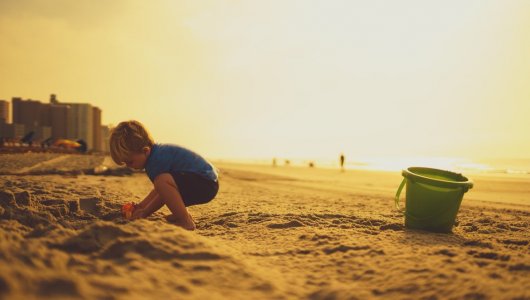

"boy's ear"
[143,146,151,155]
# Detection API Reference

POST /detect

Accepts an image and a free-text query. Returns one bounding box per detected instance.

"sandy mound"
[0,219,286,299]
[0,175,287,299]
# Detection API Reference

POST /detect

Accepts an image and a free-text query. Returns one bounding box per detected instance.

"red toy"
[121,202,136,219]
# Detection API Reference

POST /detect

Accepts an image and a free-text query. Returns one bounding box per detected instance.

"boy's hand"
[130,208,146,220]
[122,202,135,219]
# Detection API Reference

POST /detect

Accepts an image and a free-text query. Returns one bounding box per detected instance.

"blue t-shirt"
[144,143,218,182]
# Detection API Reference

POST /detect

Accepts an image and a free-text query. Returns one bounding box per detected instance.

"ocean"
[220,157,530,176]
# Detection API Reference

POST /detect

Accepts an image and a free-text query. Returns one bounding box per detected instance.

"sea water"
[221,156,530,175]
[343,157,530,175]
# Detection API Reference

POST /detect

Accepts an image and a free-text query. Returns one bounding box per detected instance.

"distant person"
[41,137,54,148]
[285,159,290,166]
[76,139,88,153]
[340,153,345,172]
[109,120,219,230]
[21,131,34,147]
[272,157,277,167]
[309,161,315,168]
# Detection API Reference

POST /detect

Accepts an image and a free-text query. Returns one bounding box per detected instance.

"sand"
[0,154,528,299]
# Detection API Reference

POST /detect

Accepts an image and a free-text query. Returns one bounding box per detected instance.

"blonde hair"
[109,120,154,165]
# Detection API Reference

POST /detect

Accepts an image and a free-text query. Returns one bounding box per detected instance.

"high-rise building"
[12,97,51,139]
[12,97,43,128]
[48,94,73,139]
[0,118,25,139]
[6,124,26,139]
[68,103,94,149]
[51,95,97,149]
[7,94,106,150]
[50,104,70,139]
[33,126,52,141]
[0,100,9,123]
[92,106,102,151]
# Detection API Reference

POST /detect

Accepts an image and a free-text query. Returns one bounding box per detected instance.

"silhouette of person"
[340,153,345,172]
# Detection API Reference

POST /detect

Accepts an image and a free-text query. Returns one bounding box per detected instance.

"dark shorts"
[170,172,219,207]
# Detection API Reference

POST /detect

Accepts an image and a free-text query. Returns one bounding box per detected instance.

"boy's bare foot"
[165,213,196,231]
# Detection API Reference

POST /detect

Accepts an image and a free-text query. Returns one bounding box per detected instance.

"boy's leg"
[153,173,195,230]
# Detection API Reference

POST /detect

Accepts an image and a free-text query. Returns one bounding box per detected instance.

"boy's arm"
[131,188,164,219]
[136,189,158,209]
[129,189,157,219]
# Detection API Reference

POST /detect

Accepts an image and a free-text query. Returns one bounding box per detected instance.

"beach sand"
[0,154,528,299]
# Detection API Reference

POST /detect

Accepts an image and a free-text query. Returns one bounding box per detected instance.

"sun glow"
[0,0,529,162]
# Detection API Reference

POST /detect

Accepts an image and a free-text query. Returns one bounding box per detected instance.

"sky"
[0,0,529,162]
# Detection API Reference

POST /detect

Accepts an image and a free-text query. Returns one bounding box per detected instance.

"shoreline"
[212,157,530,176]
[213,161,530,207]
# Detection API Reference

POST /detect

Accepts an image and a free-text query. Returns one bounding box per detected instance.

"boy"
[109,120,219,230]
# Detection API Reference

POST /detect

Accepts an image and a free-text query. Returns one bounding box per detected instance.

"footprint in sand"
[435,249,457,257]
[467,250,511,261]
[499,239,529,246]
[508,263,530,272]
[267,220,305,229]
[13,191,33,207]
[323,244,371,255]
[463,240,493,249]
[379,223,403,231]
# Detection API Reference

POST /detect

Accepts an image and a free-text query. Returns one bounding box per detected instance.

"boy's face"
[123,147,150,170]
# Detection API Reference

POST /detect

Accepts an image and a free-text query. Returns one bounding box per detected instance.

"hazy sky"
[1,0,529,160]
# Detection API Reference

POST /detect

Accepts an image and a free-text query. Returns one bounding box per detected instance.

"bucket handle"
[395,178,406,212]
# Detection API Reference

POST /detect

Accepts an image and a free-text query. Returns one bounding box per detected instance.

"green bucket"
[395,167,473,233]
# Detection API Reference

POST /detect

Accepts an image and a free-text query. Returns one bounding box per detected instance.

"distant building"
[33,126,52,141]
[65,107,76,140]
[0,118,25,139]
[92,106,102,151]
[70,103,94,149]
[50,94,59,104]
[12,97,43,128]
[50,95,102,151]
[7,94,106,150]
[50,104,70,139]
[12,97,50,139]
[0,100,9,123]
